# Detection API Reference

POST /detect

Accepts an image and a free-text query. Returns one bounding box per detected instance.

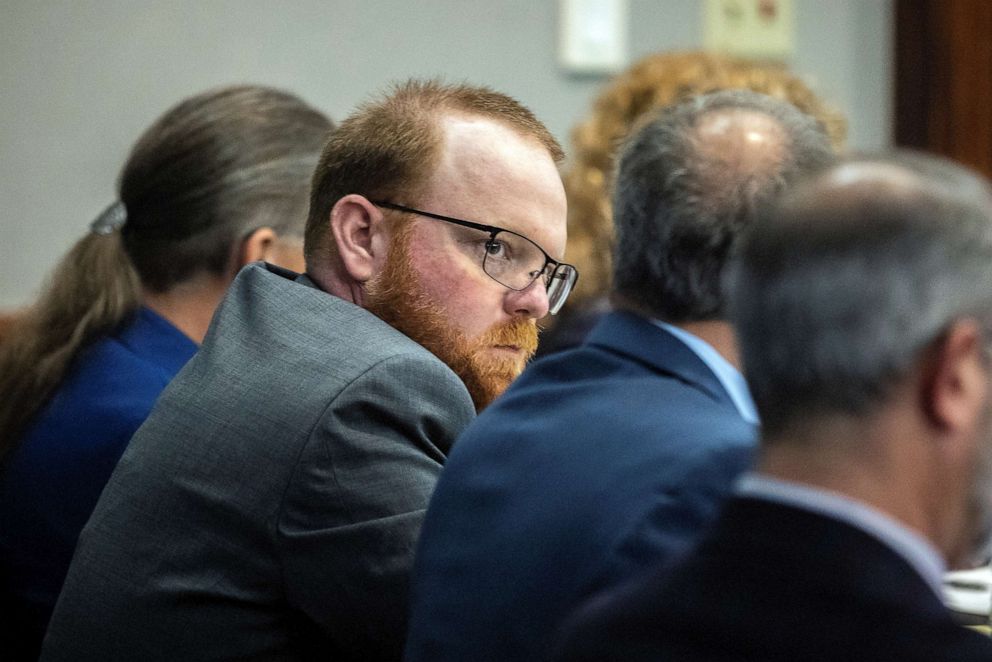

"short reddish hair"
[304,79,563,263]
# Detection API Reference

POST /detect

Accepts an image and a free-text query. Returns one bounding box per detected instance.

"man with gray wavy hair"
[554,152,992,661]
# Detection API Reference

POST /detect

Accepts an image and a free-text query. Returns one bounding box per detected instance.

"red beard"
[365,223,538,411]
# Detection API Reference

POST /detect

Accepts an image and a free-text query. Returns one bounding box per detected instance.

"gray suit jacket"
[41,263,475,661]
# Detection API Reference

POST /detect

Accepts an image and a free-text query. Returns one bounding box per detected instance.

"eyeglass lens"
[546,264,577,315]
[371,200,578,315]
[482,230,577,315]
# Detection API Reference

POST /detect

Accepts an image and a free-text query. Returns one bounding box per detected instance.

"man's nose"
[505,277,550,319]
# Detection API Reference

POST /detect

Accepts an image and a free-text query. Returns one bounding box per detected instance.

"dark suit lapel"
[584,311,739,411]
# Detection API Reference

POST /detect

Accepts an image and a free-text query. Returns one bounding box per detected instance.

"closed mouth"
[492,344,522,353]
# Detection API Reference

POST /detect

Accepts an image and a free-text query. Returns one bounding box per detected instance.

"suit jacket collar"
[738,475,945,596]
[716,496,950,618]
[584,310,738,411]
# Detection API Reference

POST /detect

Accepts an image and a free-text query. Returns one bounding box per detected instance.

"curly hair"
[564,50,846,304]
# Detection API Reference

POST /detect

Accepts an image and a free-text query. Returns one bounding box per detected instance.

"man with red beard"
[361,215,542,410]
[41,80,573,662]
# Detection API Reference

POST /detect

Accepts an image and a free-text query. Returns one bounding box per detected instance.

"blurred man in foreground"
[554,152,992,661]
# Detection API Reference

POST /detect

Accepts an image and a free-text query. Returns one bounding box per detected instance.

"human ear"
[922,319,988,440]
[261,234,305,273]
[238,227,277,267]
[330,194,383,283]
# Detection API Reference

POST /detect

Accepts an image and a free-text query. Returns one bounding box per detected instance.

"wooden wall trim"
[895,0,992,179]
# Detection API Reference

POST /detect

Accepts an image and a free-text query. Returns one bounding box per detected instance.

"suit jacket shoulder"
[553,498,992,662]
[405,310,756,662]
[42,263,475,662]
[278,347,475,657]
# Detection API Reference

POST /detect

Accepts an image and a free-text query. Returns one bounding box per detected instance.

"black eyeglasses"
[371,201,578,315]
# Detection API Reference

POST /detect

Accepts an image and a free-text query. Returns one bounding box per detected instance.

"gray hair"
[122,85,333,291]
[611,89,834,321]
[730,151,992,438]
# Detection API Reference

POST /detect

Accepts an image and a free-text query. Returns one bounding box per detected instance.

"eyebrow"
[371,200,561,265]
[372,201,502,234]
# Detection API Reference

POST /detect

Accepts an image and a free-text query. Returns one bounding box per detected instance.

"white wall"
[0,0,893,307]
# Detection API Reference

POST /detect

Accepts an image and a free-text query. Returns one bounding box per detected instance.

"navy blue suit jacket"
[552,497,992,661]
[405,311,757,662]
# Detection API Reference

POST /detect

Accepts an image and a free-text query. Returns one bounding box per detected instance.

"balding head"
[610,90,834,322]
[690,108,790,200]
[731,152,992,438]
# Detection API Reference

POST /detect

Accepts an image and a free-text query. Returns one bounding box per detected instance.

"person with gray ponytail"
[0,85,332,660]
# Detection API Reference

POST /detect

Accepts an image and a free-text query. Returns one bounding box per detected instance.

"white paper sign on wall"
[704,0,794,61]
[559,0,629,74]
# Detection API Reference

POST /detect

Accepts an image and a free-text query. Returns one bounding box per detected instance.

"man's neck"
[756,406,969,566]
[306,262,363,306]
